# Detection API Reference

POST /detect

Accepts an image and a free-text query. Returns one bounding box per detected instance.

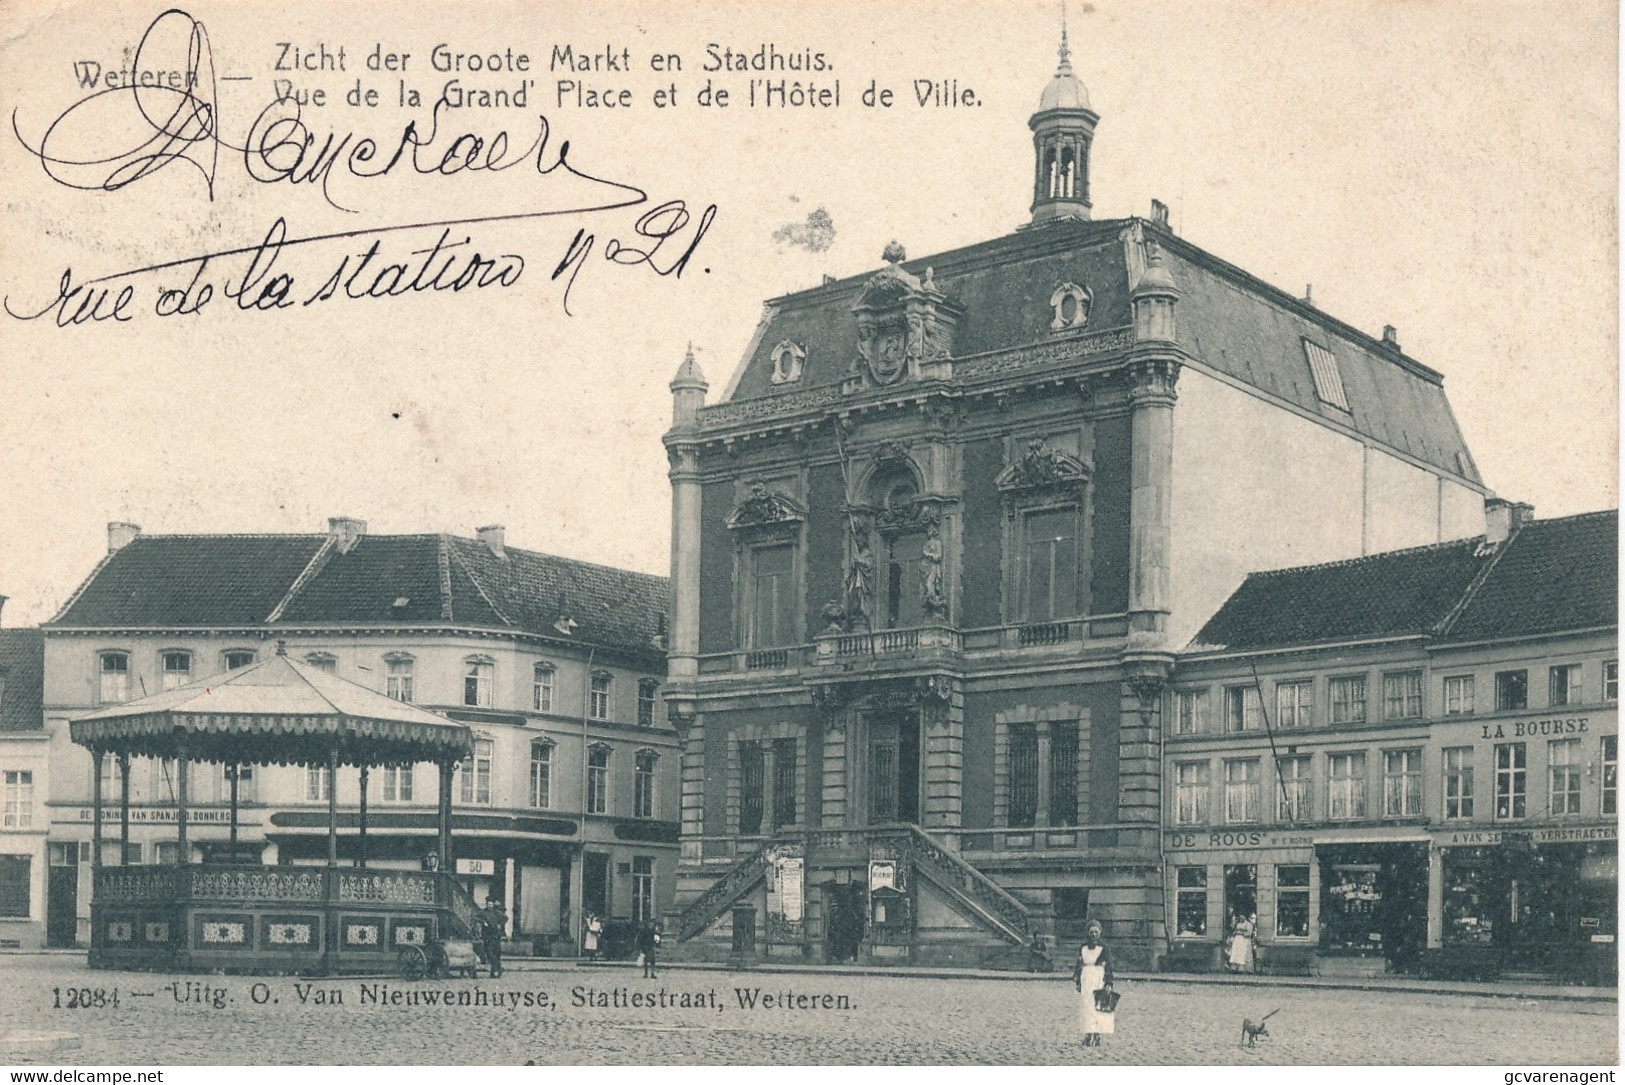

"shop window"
[2,770,33,829]
[1175,867,1208,937]
[1276,681,1312,729]
[98,651,130,704]
[459,738,493,805]
[1548,665,1581,707]
[1381,671,1423,720]
[463,658,494,708]
[153,842,180,866]
[0,855,29,917]
[1329,675,1367,725]
[637,679,659,727]
[631,856,655,925]
[305,765,331,803]
[1493,742,1526,819]
[1276,865,1311,938]
[1322,861,1383,951]
[1442,746,1474,819]
[1223,686,1261,733]
[385,655,414,703]
[1381,749,1422,818]
[1174,761,1210,825]
[1049,722,1079,827]
[1442,849,1497,945]
[589,672,612,721]
[586,745,610,815]
[381,764,413,803]
[1603,736,1617,816]
[532,663,555,713]
[1327,752,1367,819]
[1495,670,1528,712]
[1174,690,1209,735]
[738,741,764,834]
[1223,864,1258,933]
[1444,675,1475,716]
[1605,662,1618,704]
[1278,756,1312,822]
[634,749,658,820]
[1008,723,1039,828]
[1224,759,1261,824]
[224,650,255,671]
[160,651,192,691]
[528,741,553,809]
[747,543,797,647]
[771,738,797,828]
[1021,506,1081,622]
[1548,738,1582,815]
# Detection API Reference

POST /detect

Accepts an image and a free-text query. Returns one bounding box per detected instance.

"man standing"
[481,899,506,978]
[637,921,660,978]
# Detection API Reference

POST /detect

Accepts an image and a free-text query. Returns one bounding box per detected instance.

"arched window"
[159,650,192,692]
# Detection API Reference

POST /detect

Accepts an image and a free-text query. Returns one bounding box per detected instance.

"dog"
[1240,1009,1279,1048]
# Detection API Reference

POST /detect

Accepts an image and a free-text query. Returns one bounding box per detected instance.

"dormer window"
[223,650,256,671]
[304,652,337,675]
[1303,339,1350,411]
[98,652,130,704]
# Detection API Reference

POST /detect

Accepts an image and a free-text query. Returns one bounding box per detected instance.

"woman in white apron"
[1227,914,1256,972]
[1072,920,1115,1046]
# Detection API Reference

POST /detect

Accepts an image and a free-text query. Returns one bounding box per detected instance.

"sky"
[0,0,1616,627]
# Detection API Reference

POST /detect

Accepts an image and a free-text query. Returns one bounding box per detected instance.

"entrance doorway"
[46,843,79,948]
[826,882,867,963]
[583,851,610,919]
[867,711,920,824]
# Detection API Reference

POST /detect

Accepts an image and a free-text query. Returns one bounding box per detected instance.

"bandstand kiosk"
[70,643,476,974]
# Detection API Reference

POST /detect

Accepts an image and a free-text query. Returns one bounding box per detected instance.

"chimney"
[477,524,507,559]
[1150,199,1170,229]
[1381,325,1400,350]
[107,522,141,553]
[1484,498,1535,545]
[1303,284,1315,307]
[327,516,367,555]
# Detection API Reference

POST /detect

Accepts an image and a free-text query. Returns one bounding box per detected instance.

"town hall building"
[660,32,1490,968]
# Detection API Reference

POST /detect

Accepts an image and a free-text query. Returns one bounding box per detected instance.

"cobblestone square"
[0,957,1615,1065]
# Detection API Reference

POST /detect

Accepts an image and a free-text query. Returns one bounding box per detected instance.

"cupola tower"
[1029,21,1099,224]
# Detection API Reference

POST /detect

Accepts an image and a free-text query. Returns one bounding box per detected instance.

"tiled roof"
[0,628,45,732]
[48,533,668,657]
[715,218,1478,483]
[1189,537,1493,652]
[1444,511,1617,642]
[1189,510,1619,654]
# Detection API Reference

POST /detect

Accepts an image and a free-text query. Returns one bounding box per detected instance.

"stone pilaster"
[921,679,963,834]
[814,689,849,827]
[1126,358,1178,640]
[677,710,706,864]
[1117,673,1167,833]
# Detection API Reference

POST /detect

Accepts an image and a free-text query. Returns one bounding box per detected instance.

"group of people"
[580,913,661,978]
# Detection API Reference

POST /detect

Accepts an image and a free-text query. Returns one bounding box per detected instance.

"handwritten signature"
[7,8,715,323]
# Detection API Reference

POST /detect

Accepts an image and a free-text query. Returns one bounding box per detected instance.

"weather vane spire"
[1058,0,1072,70]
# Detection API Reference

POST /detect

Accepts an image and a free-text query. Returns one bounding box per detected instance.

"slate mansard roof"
[47,533,669,657]
[0,628,45,733]
[715,218,1480,485]
[1189,510,1618,654]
